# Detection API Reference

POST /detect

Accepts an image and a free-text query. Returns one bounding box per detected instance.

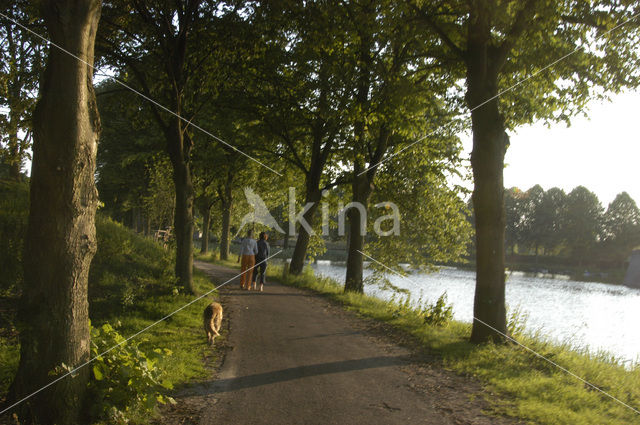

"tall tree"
[602,191,640,264]
[97,0,239,292]
[412,0,640,342]
[564,186,603,265]
[249,1,352,275]
[504,187,526,255]
[534,187,567,255]
[9,1,102,423]
[340,0,465,292]
[521,184,545,256]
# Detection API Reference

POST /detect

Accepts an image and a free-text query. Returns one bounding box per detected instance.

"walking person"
[238,229,258,290]
[252,232,270,292]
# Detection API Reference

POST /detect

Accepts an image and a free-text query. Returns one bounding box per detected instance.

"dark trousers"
[252,259,267,284]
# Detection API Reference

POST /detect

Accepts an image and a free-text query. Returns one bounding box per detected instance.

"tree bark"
[466,12,508,343]
[344,28,376,293]
[200,204,211,254]
[288,196,320,275]
[168,120,195,293]
[218,169,233,261]
[344,173,373,292]
[289,166,323,275]
[9,1,102,423]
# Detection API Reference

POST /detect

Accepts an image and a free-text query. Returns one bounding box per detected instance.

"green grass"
[87,217,221,423]
[0,215,222,424]
[205,259,640,424]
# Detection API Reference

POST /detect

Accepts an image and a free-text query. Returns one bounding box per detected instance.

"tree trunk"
[219,200,231,260]
[344,171,374,292]
[467,46,508,343]
[200,204,211,254]
[171,150,195,293]
[344,29,376,293]
[9,1,102,423]
[219,169,233,260]
[289,189,321,275]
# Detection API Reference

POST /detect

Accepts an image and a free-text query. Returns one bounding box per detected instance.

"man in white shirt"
[238,229,258,289]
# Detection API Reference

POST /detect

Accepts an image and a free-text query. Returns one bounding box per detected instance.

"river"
[311,261,640,367]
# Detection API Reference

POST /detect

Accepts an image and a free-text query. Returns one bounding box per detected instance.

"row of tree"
[504,185,640,266]
[3,1,640,423]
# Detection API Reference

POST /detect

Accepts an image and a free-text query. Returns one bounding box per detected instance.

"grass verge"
[1,216,221,424]
[204,257,639,425]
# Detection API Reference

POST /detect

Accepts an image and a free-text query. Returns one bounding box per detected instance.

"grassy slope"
[0,215,221,423]
[89,217,217,390]
[203,257,639,425]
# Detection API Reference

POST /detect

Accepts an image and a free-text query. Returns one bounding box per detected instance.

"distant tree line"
[502,185,640,268]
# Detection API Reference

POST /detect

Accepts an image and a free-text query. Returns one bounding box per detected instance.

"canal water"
[311,261,640,366]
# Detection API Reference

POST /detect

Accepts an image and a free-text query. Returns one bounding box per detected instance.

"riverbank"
[193,253,640,424]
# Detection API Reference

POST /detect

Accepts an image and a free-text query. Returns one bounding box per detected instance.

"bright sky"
[460,90,640,208]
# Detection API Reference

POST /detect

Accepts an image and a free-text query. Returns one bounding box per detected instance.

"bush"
[506,304,529,337]
[0,179,29,295]
[87,322,175,424]
[421,292,454,326]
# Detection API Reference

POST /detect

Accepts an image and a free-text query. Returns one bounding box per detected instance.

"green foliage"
[601,192,640,263]
[0,179,28,295]
[0,337,19,395]
[365,272,410,297]
[369,149,473,269]
[506,305,530,338]
[87,323,175,424]
[422,292,454,327]
[564,186,604,261]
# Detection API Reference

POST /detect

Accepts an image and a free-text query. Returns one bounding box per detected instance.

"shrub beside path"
[157,261,519,425]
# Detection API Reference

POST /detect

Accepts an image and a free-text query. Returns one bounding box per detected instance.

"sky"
[459,90,640,208]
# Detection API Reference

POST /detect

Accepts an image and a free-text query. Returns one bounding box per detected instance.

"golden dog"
[203,302,223,345]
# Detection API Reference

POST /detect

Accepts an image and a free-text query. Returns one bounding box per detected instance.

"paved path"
[159,261,517,425]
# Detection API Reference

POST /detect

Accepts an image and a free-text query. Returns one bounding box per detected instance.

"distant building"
[623,250,640,289]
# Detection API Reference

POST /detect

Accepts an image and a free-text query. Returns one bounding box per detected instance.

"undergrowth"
[0,197,218,424]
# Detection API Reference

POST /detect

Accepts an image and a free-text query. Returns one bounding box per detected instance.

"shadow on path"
[211,355,409,394]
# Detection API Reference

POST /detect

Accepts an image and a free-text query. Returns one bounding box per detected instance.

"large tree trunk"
[344,173,373,292]
[288,204,319,275]
[165,115,195,293]
[289,188,321,275]
[344,30,375,293]
[200,204,211,254]
[9,1,102,423]
[467,26,508,343]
